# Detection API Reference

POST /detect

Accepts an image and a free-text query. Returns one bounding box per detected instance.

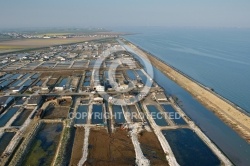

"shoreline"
[123,38,250,143]
[138,46,250,117]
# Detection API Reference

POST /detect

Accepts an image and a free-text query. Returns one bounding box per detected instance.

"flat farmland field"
[0,37,105,53]
[0,45,26,52]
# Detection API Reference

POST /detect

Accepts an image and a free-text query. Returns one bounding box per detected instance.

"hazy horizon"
[1,0,250,29]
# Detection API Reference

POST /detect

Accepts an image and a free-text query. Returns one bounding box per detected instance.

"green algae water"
[22,123,63,166]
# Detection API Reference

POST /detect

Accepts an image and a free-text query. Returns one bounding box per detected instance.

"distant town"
[0,32,116,39]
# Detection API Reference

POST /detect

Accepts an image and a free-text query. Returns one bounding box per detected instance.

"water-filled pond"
[162,129,220,166]
[22,123,63,165]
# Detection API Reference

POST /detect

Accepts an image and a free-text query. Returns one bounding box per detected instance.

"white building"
[95,85,105,92]
[55,86,64,91]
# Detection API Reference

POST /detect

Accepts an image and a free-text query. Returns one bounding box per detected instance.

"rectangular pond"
[11,79,24,87]
[21,73,31,79]
[146,105,168,126]
[9,74,22,80]
[87,129,135,165]
[126,70,137,80]
[136,70,152,87]
[89,60,96,66]
[84,77,90,82]
[126,105,141,122]
[83,80,90,87]
[161,104,187,125]
[0,80,14,88]
[11,109,32,126]
[58,78,68,87]
[0,107,20,127]
[91,105,103,124]
[162,129,220,166]
[75,105,88,124]
[112,105,126,124]
[35,80,43,86]
[0,74,12,81]
[85,71,92,76]
[22,79,33,87]
[15,98,26,105]
[31,73,40,79]
[0,132,15,156]
[22,123,63,166]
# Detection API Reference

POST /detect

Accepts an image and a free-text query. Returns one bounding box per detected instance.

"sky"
[1,0,250,29]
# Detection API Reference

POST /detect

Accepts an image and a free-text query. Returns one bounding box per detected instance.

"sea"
[123,27,250,114]
[116,27,250,165]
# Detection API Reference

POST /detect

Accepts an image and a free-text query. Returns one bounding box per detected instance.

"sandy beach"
[126,41,250,143]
